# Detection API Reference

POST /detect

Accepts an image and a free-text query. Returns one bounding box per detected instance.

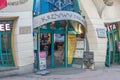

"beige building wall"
[79,0,107,68]
[102,0,120,23]
[0,0,34,76]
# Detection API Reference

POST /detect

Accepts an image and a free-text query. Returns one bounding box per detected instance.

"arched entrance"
[33,0,87,70]
[33,19,86,69]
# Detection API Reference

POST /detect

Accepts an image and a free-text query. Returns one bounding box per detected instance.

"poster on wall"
[76,41,84,49]
[68,34,76,64]
[74,50,84,58]
[39,52,46,70]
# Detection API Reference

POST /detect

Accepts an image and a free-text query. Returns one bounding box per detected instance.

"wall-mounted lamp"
[103,0,113,6]
[74,23,83,34]
[50,22,55,30]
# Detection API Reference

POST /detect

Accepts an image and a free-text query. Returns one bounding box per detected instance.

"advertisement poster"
[74,50,84,58]
[76,41,84,49]
[68,34,76,64]
[39,52,46,70]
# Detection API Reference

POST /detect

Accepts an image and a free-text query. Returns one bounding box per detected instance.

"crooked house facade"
[33,0,87,70]
[1,0,120,77]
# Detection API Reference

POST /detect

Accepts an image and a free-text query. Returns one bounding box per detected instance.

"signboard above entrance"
[106,24,116,32]
[33,11,87,28]
[0,24,11,31]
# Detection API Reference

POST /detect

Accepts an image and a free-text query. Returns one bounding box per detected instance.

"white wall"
[102,0,120,23]
[0,0,34,67]
[79,0,107,67]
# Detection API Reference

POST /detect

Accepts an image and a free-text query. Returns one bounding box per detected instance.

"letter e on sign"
[0,24,5,31]
[6,24,11,31]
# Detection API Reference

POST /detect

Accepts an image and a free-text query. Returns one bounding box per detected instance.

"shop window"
[0,20,14,67]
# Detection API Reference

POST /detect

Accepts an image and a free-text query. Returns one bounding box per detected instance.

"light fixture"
[75,24,83,34]
[103,0,113,6]
[50,22,55,30]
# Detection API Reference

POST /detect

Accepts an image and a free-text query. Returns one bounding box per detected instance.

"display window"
[0,20,14,67]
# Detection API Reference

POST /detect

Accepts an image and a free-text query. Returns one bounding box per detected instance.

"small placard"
[74,50,84,58]
[76,41,84,49]
[96,28,107,38]
[19,26,31,34]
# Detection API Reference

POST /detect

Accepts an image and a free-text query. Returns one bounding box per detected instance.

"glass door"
[40,33,52,67]
[54,34,65,67]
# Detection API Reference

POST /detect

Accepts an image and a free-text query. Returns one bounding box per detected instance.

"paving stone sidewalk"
[1,66,120,80]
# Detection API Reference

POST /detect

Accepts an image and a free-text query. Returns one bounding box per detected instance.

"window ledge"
[0,67,18,72]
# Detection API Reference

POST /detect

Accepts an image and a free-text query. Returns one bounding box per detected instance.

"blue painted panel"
[33,0,81,15]
[41,0,49,13]
[33,0,41,16]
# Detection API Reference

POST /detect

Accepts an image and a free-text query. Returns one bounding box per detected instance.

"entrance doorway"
[33,21,86,69]
[105,23,120,67]
[40,32,65,68]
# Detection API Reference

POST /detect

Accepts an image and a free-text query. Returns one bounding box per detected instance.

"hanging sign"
[33,11,87,28]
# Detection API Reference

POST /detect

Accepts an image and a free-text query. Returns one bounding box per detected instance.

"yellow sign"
[68,34,76,64]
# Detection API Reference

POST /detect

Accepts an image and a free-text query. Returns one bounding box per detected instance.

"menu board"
[73,35,84,68]
[39,52,46,70]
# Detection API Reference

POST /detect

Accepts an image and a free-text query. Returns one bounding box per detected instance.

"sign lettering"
[106,24,116,32]
[33,11,87,28]
[0,24,11,31]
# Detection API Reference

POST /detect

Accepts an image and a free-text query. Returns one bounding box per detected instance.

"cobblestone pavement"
[1,66,120,80]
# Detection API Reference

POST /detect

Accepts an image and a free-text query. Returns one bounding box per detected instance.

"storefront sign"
[33,11,87,28]
[39,52,46,70]
[106,24,116,32]
[0,24,11,31]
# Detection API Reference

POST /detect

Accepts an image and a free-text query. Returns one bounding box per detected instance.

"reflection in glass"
[54,34,65,67]
[40,34,52,67]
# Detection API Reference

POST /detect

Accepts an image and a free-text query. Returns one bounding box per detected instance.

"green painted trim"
[51,33,54,68]
[112,32,115,63]
[65,26,68,67]
[36,33,39,70]
[76,0,81,11]
[105,32,111,67]
[67,64,72,67]
[106,27,120,67]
